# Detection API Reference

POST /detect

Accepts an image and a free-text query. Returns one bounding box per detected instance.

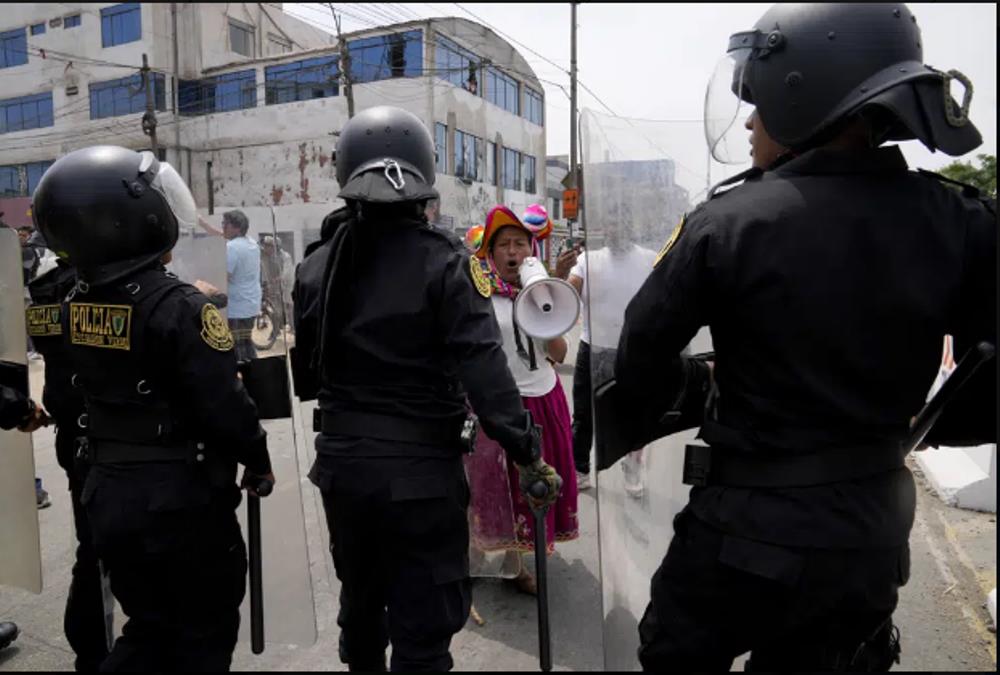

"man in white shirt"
[561,226,656,490]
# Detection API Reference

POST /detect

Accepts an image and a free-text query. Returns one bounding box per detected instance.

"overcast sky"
[283,3,997,179]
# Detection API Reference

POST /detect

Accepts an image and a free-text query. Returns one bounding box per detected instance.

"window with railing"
[179,69,257,115]
[435,36,480,94]
[347,30,422,83]
[0,92,54,134]
[265,55,339,104]
[90,73,165,119]
[101,3,141,48]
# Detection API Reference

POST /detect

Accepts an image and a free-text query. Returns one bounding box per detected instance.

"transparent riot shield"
[580,109,746,670]
[171,218,319,649]
[0,227,43,593]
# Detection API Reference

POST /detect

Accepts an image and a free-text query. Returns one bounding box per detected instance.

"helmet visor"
[143,153,198,232]
[704,46,752,164]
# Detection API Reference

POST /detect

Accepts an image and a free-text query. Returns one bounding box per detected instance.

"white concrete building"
[0,3,548,264]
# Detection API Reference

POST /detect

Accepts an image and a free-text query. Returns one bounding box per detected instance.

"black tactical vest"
[62,267,189,448]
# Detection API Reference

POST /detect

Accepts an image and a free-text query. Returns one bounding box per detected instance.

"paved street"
[1,348,995,671]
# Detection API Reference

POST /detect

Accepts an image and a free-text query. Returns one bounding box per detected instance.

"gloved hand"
[517,458,562,511]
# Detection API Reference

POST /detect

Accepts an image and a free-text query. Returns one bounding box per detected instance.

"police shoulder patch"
[200,303,234,352]
[469,255,492,298]
[26,304,62,337]
[654,214,686,268]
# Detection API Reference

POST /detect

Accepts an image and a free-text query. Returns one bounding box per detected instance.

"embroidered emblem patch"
[654,214,686,268]
[470,255,492,298]
[26,304,62,337]
[69,303,132,350]
[200,303,234,352]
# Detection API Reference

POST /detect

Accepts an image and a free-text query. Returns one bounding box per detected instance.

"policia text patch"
[26,305,63,337]
[69,303,133,350]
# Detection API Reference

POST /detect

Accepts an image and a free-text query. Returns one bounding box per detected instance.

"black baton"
[247,478,273,655]
[904,341,995,455]
[529,480,552,672]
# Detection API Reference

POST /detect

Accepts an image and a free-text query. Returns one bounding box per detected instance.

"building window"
[347,29,422,84]
[502,147,521,191]
[486,141,496,186]
[229,19,255,58]
[550,199,561,221]
[89,73,165,119]
[486,67,519,115]
[179,69,257,115]
[26,161,53,196]
[0,160,53,197]
[523,155,537,194]
[525,87,543,126]
[0,92,54,134]
[101,3,141,48]
[0,165,19,197]
[268,33,292,55]
[265,55,339,104]
[435,123,447,174]
[30,23,45,36]
[0,28,27,69]
[64,14,82,29]
[454,129,481,182]
[436,36,480,94]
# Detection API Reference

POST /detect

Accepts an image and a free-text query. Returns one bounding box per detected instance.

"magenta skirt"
[464,378,580,555]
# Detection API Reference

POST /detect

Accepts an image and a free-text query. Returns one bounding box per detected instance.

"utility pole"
[568,2,579,232]
[140,53,159,155]
[329,4,355,118]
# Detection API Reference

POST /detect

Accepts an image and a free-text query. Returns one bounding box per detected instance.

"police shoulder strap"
[916,168,996,214]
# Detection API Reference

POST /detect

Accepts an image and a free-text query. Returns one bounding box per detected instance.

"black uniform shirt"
[301,213,534,465]
[617,146,997,548]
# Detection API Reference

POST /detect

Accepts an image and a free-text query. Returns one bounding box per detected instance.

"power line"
[451,3,568,75]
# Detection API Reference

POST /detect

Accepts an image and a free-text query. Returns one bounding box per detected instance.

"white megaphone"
[513,257,581,340]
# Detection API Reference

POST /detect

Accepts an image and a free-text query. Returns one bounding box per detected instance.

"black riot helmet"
[335,106,438,204]
[705,3,982,162]
[32,146,197,286]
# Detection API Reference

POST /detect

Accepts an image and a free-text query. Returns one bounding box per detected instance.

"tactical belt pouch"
[683,443,907,488]
[316,409,465,450]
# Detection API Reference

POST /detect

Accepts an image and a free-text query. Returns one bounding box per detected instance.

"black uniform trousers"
[638,509,909,672]
[310,435,472,672]
[57,430,110,672]
[81,460,247,672]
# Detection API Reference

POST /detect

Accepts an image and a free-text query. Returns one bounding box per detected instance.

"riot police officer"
[293,106,561,671]
[614,3,996,671]
[32,146,275,672]
[27,257,110,670]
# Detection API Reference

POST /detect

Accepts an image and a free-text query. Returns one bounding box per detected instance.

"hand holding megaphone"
[513,257,581,340]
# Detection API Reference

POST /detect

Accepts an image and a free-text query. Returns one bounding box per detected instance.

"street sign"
[563,188,579,220]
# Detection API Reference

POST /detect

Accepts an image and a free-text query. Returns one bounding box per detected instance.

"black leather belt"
[683,443,907,489]
[316,409,464,448]
[78,438,198,465]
